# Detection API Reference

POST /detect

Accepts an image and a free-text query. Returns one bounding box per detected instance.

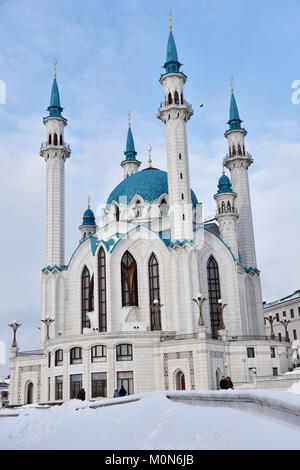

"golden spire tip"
[148,144,152,168]
[128,111,131,128]
[54,59,57,80]
[88,195,91,209]
[169,9,172,33]
[230,75,234,95]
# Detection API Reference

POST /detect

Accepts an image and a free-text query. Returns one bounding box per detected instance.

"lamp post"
[252,367,257,388]
[8,320,21,348]
[151,300,163,331]
[265,315,276,339]
[41,315,55,341]
[279,313,290,342]
[218,299,227,331]
[192,293,207,327]
[224,362,228,377]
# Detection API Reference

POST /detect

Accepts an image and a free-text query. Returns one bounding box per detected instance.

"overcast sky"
[1,0,300,377]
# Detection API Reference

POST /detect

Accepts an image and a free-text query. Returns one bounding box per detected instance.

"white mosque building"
[9,22,291,405]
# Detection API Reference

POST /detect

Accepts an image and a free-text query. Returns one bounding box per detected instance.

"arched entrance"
[26,382,34,404]
[175,371,186,391]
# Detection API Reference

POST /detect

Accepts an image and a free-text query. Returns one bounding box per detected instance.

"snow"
[1,391,300,450]
[288,381,300,395]
[284,367,300,375]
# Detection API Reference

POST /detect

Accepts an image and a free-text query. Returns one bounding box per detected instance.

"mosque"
[9,20,291,405]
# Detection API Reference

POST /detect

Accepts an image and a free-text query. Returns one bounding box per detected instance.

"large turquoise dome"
[107,168,198,207]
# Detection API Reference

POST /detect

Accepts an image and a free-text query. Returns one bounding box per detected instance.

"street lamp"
[224,362,228,376]
[265,315,276,339]
[151,299,163,331]
[279,313,290,342]
[192,293,207,327]
[252,367,257,388]
[41,315,55,341]
[8,320,21,348]
[218,299,227,331]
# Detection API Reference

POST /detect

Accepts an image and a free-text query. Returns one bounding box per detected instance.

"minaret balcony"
[158,99,193,112]
[40,141,71,150]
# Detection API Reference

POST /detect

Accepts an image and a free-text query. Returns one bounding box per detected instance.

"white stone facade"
[264,291,300,344]
[9,30,292,406]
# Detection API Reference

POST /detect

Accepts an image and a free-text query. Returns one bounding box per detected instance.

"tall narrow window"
[59,134,63,145]
[207,256,221,339]
[174,91,179,104]
[149,254,161,331]
[48,134,52,145]
[98,247,107,332]
[115,205,120,221]
[54,133,58,145]
[121,251,138,307]
[168,92,172,105]
[82,266,91,329]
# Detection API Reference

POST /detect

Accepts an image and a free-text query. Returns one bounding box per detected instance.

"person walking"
[219,376,227,390]
[77,388,86,400]
[225,377,234,390]
[119,385,127,397]
[113,389,120,398]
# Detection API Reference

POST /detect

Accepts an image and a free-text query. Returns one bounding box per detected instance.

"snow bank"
[288,381,300,395]
[1,391,300,450]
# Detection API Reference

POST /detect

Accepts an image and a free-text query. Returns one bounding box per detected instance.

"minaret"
[157,15,193,242]
[214,167,239,259]
[224,80,257,268]
[121,114,141,179]
[40,63,71,268]
[79,196,97,241]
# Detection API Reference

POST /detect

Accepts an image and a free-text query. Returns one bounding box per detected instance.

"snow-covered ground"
[1,391,300,450]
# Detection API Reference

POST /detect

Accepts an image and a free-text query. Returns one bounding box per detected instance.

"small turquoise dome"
[217,174,233,194]
[107,168,198,207]
[82,208,96,226]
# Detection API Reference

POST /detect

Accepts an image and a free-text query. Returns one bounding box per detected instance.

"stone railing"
[17,350,43,357]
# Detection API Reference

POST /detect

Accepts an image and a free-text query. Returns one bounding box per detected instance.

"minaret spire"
[40,67,71,268]
[157,19,194,242]
[224,82,257,268]
[121,115,141,179]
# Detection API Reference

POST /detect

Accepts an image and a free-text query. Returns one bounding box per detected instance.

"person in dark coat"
[119,385,127,397]
[220,376,227,390]
[225,377,234,390]
[113,389,120,398]
[77,388,86,400]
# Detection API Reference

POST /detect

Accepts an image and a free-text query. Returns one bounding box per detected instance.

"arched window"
[82,266,93,329]
[174,91,179,104]
[54,133,58,145]
[159,199,169,217]
[60,134,63,145]
[168,92,172,105]
[238,144,242,156]
[180,172,183,179]
[91,345,107,362]
[135,200,141,218]
[121,252,138,307]
[181,194,184,200]
[48,134,52,145]
[227,201,231,212]
[181,93,184,104]
[116,344,133,361]
[55,349,63,366]
[207,256,221,339]
[221,201,226,213]
[70,347,82,364]
[149,253,161,331]
[98,247,107,332]
[175,371,186,390]
[179,153,182,160]
[115,205,120,221]
[232,145,236,156]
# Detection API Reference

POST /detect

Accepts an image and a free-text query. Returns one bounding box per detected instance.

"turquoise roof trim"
[42,265,67,273]
[107,168,198,207]
[47,79,64,118]
[244,266,260,274]
[163,32,182,74]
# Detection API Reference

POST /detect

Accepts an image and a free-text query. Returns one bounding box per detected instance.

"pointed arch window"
[115,205,120,221]
[98,247,107,332]
[159,199,168,217]
[174,91,179,104]
[232,145,236,156]
[168,92,172,105]
[121,251,138,307]
[149,253,161,331]
[48,134,52,145]
[207,256,221,339]
[238,144,242,156]
[60,134,63,145]
[54,133,58,145]
[82,266,94,329]
[181,93,184,104]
